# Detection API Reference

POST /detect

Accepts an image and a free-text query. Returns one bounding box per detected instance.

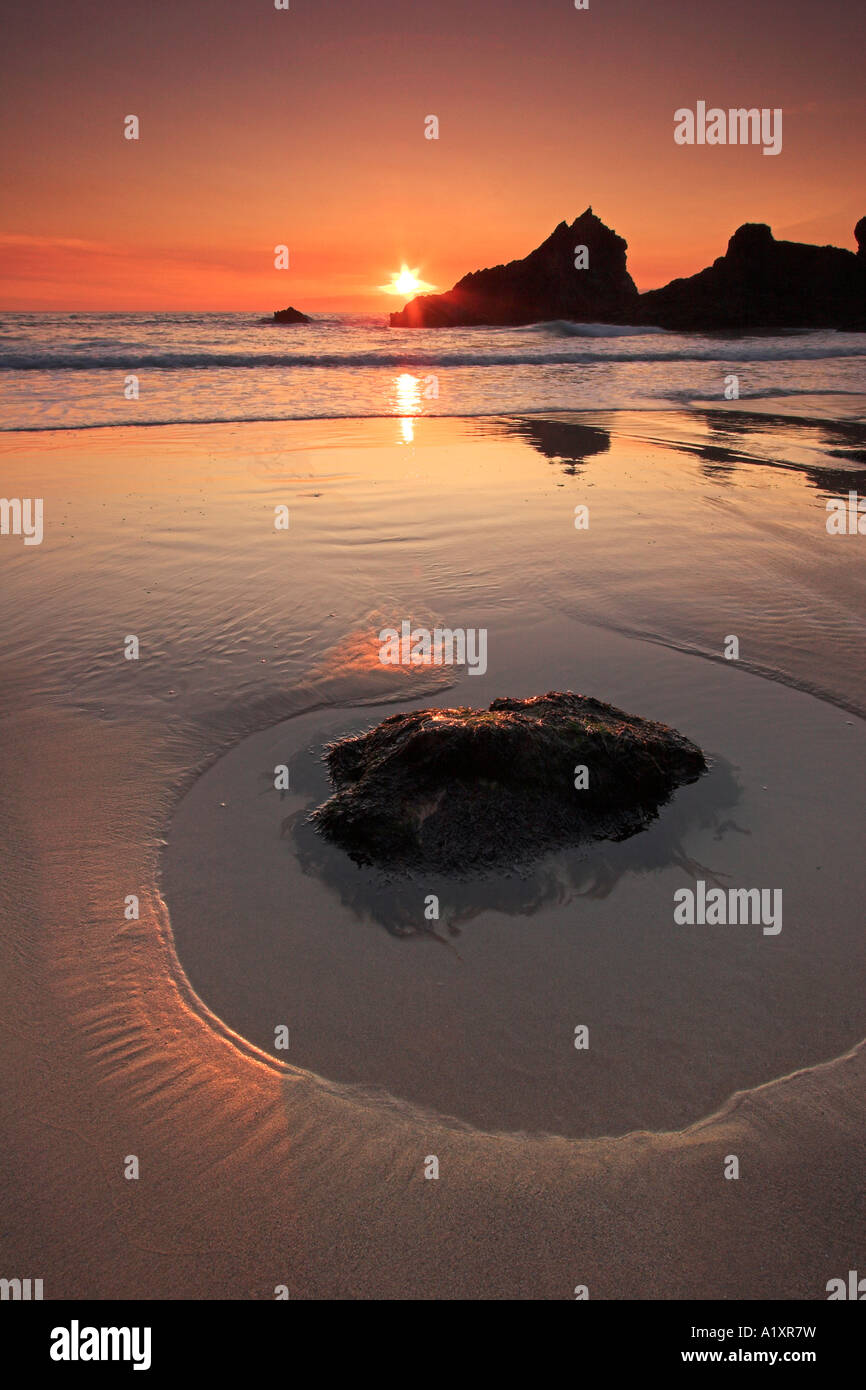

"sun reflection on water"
[394,372,422,443]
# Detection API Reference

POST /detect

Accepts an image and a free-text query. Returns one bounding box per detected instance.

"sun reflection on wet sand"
[394,372,422,443]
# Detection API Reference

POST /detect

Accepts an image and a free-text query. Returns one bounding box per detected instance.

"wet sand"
[163,627,866,1141]
[1,408,865,1298]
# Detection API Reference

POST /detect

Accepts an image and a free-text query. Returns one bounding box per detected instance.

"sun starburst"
[379,264,437,296]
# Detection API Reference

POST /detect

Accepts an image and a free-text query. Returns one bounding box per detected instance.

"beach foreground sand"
[1,410,864,1298]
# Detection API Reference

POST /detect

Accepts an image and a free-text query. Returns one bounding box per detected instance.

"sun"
[379,263,437,297]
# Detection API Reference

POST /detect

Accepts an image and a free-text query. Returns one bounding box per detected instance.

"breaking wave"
[2,343,865,370]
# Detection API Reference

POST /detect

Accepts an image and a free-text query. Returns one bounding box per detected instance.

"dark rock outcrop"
[389,209,639,327]
[270,305,312,323]
[390,212,866,330]
[638,221,866,330]
[311,691,706,873]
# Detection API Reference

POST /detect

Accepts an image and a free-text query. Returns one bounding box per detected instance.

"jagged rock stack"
[389,211,866,331]
[390,209,639,327]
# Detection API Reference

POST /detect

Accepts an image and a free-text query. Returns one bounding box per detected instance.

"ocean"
[2,311,865,429]
[2,306,866,1294]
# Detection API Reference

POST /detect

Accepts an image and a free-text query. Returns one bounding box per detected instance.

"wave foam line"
[2,346,866,370]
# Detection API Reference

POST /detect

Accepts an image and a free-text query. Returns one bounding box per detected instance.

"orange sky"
[0,0,863,311]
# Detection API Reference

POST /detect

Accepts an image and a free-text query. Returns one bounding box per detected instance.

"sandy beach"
[2,407,864,1298]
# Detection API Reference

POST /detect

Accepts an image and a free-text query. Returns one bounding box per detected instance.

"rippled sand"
[1,407,865,1297]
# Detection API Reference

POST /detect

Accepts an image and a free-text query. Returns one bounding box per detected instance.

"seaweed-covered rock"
[311,692,707,872]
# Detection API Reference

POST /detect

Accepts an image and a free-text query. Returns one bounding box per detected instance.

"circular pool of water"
[162,616,866,1138]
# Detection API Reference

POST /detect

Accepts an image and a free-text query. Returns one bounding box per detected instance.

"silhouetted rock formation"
[311,691,706,873]
[390,209,639,327]
[271,305,312,323]
[390,213,866,331]
[639,221,866,330]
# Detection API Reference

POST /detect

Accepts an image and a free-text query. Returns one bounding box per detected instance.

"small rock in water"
[270,305,312,324]
[311,691,707,873]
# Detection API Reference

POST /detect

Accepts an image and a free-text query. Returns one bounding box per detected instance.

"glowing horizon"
[0,1,862,311]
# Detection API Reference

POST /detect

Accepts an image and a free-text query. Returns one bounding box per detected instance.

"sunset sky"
[1,0,863,311]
